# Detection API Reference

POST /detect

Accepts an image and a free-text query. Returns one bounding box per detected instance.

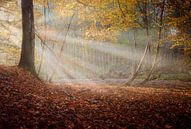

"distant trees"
[34,0,190,81]
[6,0,190,79]
[167,0,191,55]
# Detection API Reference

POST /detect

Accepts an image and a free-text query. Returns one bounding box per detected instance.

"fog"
[1,1,187,85]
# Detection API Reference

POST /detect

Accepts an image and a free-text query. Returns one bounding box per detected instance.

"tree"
[141,0,166,84]
[167,0,191,56]
[124,0,152,85]
[19,0,36,76]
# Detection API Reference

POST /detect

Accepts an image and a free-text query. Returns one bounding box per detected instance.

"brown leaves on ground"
[0,66,190,129]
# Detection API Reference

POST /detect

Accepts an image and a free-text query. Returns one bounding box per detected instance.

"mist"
[1,0,190,85]
[35,24,171,84]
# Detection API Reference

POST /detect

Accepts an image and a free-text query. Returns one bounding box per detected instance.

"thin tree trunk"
[124,1,150,86]
[131,29,137,74]
[38,0,47,75]
[124,34,150,85]
[141,0,165,84]
[48,13,75,82]
[19,0,36,76]
[35,32,75,80]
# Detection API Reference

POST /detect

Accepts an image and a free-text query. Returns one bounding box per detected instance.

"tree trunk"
[124,35,150,86]
[19,0,36,76]
[49,13,75,82]
[124,1,150,86]
[38,0,47,75]
[141,0,166,84]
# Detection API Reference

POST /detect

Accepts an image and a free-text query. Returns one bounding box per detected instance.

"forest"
[0,0,190,128]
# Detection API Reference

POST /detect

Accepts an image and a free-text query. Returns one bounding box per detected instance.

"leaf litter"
[0,66,190,129]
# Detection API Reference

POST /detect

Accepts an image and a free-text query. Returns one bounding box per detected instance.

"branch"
[60,12,75,53]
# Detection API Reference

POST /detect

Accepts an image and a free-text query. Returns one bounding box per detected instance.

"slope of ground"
[0,66,190,129]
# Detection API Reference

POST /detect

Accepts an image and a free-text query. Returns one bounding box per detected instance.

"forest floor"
[0,66,190,129]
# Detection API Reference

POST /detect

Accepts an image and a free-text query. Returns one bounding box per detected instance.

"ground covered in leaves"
[0,66,190,129]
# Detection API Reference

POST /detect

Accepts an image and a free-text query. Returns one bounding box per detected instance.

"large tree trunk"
[19,0,36,76]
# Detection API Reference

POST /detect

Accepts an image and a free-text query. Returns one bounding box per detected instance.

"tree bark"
[19,0,36,76]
